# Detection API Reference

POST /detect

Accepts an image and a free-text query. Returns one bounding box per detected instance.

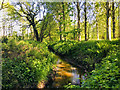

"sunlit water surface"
[47,56,85,88]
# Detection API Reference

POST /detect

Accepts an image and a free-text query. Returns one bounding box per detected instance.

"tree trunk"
[109,16,111,41]
[118,2,120,39]
[84,0,87,41]
[30,26,33,39]
[10,22,13,36]
[40,36,43,42]
[2,21,5,36]
[106,1,109,40]
[96,18,99,40]
[77,2,81,41]
[40,27,44,42]
[32,24,40,41]
[62,2,66,41]
[112,0,115,38]
[92,28,95,39]
[39,29,43,42]
[27,29,29,39]
[74,12,76,40]
[88,24,90,40]
[59,21,62,41]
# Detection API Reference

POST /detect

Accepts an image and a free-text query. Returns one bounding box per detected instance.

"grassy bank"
[2,38,57,88]
[49,40,120,88]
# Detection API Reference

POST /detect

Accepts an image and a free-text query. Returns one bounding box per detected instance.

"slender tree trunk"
[30,26,33,39]
[40,29,43,42]
[62,2,66,41]
[88,24,90,40]
[10,22,13,36]
[74,12,76,40]
[118,2,120,39]
[27,29,29,39]
[96,18,99,40]
[59,21,62,41]
[77,2,81,41]
[109,16,112,41]
[84,0,87,41]
[40,36,43,42]
[106,1,109,40]
[2,23,5,36]
[32,24,40,41]
[40,27,44,42]
[26,16,39,41]
[93,28,95,39]
[8,24,10,36]
[112,0,115,38]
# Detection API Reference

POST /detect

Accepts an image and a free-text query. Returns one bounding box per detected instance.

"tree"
[0,0,9,11]
[106,1,110,40]
[73,10,76,40]
[95,11,99,40]
[2,18,6,36]
[62,2,66,41]
[118,2,120,39]
[84,0,87,41]
[112,0,115,38]
[7,2,45,41]
[74,1,81,41]
[94,2,100,40]
[46,2,72,41]
[46,2,63,41]
[38,13,55,42]
[109,16,112,41]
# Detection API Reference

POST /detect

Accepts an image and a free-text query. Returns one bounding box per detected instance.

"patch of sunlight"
[70,67,76,70]
[57,68,63,71]
[63,67,71,71]
[55,77,63,82]
[57,71,73,77]
[37,80,46,89]
[56,64,66,68]
[61,63,71,67]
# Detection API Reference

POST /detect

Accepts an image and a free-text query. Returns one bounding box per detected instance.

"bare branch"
[18,2,28,15]
[0,0,4,10]
[35,19,43,24]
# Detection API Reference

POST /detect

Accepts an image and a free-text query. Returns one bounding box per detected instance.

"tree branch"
[0,0,4,10]
[35,19,43,24]
[18,2,28,15]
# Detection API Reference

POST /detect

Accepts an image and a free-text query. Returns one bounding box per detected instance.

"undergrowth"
[2,38,57,88]
[49,40,120,88]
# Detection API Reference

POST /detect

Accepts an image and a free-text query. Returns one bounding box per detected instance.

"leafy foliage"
[49,40,117,68]
[50,40,120,88]
[64,83,80,88]
[2,38,57,88]
[82,49,120,88]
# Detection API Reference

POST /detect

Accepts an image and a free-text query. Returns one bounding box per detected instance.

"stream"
[46,56,86,88]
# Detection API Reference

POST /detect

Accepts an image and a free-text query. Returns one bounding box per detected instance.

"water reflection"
[51,56,84,88]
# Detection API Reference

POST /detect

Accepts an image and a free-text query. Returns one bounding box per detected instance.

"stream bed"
[46,56,85,88]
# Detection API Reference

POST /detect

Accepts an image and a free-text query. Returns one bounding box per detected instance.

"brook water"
[46,56,85,88]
